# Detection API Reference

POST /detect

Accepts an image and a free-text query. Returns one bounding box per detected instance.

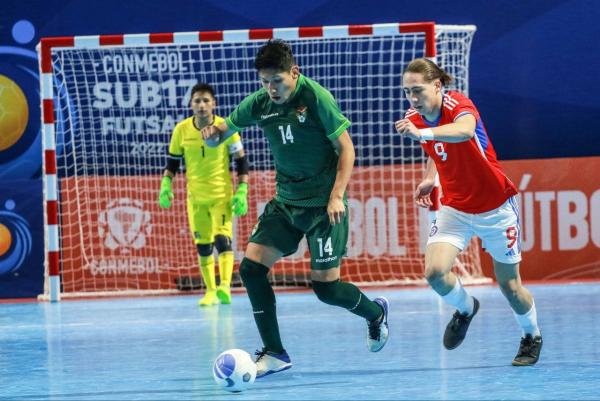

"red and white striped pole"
[37,22,436,53]
[39,37,73,302]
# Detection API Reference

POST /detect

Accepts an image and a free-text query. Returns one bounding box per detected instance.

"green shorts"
[249,198,348,270]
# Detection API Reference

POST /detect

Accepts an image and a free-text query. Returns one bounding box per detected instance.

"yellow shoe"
[216,285,231,304]
[198,290,219,306]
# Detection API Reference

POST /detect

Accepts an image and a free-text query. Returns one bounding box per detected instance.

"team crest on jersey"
[296,106,307,123]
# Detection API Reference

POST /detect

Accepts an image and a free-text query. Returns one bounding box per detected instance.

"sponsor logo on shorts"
[429,224,438,237]
[315,255,338,263]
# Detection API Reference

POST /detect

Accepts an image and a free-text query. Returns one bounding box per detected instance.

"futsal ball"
[212,349,257,392]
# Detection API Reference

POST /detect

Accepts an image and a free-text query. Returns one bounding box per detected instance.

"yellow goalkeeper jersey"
[168,115,242,202]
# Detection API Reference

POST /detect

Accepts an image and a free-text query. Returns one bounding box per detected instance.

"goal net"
[38,22,487,301]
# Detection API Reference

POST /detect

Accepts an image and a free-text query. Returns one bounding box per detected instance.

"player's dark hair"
[190,82,216,102]
[254,39,296,71]
[404,58,453,86]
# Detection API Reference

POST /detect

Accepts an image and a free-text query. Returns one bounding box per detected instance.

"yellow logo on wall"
[0,223,12,257]
[0,74,29,151]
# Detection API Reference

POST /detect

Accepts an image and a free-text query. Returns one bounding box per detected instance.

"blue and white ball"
[213,349,257,392]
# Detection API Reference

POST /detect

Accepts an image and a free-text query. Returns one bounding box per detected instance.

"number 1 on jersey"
[278,125,294,144]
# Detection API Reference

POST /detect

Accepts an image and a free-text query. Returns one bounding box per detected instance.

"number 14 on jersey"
[279,125,294,144]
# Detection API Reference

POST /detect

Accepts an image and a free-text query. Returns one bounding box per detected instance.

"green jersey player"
[202,39,390,378]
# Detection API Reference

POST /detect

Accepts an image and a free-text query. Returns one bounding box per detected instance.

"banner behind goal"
[39,22,486,301]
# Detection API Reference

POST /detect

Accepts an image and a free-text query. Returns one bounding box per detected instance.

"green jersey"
[225,74,351,207]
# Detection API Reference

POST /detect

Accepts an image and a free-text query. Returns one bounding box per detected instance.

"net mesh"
[44,25,486,298]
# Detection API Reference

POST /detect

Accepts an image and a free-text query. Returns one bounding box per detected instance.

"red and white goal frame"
[38,22,485,302]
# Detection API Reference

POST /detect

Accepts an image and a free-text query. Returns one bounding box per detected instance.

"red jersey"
[405,91,517,213]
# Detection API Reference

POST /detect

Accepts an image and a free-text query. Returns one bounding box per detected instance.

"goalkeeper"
[158,83,249,306]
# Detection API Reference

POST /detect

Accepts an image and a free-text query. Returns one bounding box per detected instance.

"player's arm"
[328,130,355,224]
[226,133,250,216]
[395,113,476,143]
[203,93,259,147]
[200,121,236,147]
[311,84,352,224]
[163,152,182,178]
[232,149,249,185]
[231,149,250,216]
[158,127,184,209]
[158,154,181,209]
[415,157,437,208]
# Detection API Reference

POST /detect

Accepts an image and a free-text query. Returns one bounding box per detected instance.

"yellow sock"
[218,251,234,287]
[199,255,216,291]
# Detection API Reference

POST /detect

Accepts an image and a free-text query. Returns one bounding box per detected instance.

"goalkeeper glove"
[231,183,248,216]
[158,176,174,209]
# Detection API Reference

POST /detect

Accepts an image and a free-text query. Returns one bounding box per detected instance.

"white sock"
[513,301,541,337]
[441,279,474,316]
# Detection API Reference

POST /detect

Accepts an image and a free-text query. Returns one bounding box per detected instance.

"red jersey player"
[395,58,542,366]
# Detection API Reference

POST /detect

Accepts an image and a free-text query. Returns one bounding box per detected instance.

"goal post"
[38,22,486,301]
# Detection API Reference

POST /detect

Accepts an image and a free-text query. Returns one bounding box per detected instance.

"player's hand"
[327,195,346,225]
[394,119,422,142]
[415,179,435,208]
[231,183,248,216]
[158,176,174,209]
[200,125,222,147]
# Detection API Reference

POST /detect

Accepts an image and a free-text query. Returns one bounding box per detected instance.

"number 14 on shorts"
[317,237,333,257]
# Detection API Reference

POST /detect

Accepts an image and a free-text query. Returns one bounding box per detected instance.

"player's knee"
[424,264,446,285]
[214,235,232,253]
[196,243,214,257]
[311,280,339,305]
[497,278,520,299]
[239,257,269,286]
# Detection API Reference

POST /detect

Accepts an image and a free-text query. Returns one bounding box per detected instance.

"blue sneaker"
[367,297,389,352]
[254,348,292,378]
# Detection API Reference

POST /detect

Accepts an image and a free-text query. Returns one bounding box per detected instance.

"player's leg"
[478,197,542,365]
[493,261,542,365]
[426,207,478,349]
[305,205,389,352]
[187,200,218,306]
[211,199,234,304]
[240,199,302,377]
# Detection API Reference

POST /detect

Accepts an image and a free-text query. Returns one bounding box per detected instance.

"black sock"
[312,279,382,321]
[239,258,284,353]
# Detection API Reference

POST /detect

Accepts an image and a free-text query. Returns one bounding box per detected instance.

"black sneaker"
[443,296,479,350]
[512,334,543,366]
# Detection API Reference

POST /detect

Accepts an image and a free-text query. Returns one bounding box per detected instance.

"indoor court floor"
[0,282,598,400]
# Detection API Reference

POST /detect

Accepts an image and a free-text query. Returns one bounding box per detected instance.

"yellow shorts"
[187,198,232,244]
